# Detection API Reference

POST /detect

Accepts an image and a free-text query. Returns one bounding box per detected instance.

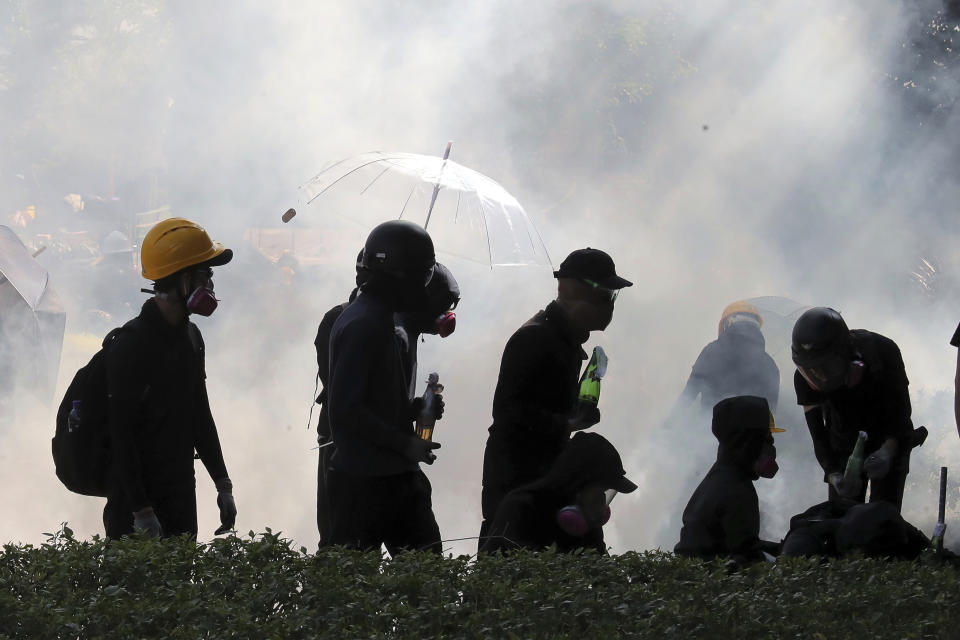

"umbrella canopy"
[298,149,552,268]
[0,225,67,404]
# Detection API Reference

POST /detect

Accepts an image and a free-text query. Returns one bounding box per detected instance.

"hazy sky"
[2,0,959,555]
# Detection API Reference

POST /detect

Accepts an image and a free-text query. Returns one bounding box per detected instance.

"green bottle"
[843,431,868,484]
[578,346,608,405]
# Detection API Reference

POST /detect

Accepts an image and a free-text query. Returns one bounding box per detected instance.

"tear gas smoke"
[1,0,959,556]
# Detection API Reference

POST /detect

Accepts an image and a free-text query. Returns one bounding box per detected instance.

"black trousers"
[323,468,442,555]
[104,484,198,540]
[316,442,334,546]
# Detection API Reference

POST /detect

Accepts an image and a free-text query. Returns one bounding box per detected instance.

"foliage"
[1,526,959,639]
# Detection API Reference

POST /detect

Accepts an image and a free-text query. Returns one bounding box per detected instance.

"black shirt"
[794,330,913,475]
[328,292,416,477]
[482,301,589,495]
[106,299,228,510]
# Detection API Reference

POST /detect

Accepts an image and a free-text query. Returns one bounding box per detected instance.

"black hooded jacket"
[481,432,632,554]
[794,330,913,476]
[674,396,772,562]
[105,299,229,511]
[682,322,780,413]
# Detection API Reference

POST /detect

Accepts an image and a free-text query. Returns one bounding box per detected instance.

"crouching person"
[480,432,637,554]
[674,395,781,565]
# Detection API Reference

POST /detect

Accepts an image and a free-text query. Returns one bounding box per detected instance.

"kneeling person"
[674,395,780,564]
[481,432,637,554]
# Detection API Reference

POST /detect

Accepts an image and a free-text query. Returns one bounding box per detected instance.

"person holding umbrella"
[478,248,632,548]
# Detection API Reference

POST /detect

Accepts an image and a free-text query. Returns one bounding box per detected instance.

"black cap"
[554,248,632,289]
[711,396,772,444]
[564,432,638,493]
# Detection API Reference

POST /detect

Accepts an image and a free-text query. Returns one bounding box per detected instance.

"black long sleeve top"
[327,292,416,477]
[106,299,228,511]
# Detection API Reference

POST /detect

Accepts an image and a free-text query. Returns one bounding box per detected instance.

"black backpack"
[52,326,128,497]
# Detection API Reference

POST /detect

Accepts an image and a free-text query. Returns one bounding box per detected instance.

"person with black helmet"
[314,253,458,545]
[481,432,637,554]
[479,248,632,548]
[792,307,915,510]
[323,220,444,553]
[674,395,782,565]
[104,218,236,539]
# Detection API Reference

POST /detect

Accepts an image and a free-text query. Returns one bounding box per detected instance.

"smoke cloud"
[2,0,959,556]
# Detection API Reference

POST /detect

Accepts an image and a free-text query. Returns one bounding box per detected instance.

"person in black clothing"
[314,256,458,544]
[104,218,236,539]
[314,250,367,543]
[481,431,637,554]
[792,307,916,511]
[479,248,632,546]
[323,220,444,554]
[672,300,780,415]
[674,395,781,564]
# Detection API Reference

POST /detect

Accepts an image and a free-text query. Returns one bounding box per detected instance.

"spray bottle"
[416,373,444,441]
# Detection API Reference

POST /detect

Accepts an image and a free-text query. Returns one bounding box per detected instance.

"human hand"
[828,472,862,499]
[402,437,441,464]
[133,507,163,538]
[863,449,892,480]
[567,403,601,432]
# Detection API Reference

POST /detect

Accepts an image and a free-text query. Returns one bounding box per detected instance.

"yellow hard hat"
[140,217,232,281]
[719,300,762,335]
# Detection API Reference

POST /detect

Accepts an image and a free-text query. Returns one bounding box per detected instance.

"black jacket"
[674,397,771,562]
[105,299,228,511]
[482,302,588,496]
[315,300,350,441]
[327,292,416,476]
[681,322,780,413]
[794,330,913,476]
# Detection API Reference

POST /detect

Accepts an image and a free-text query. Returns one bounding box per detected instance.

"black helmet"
[362,220,435,284]
[791,307,852,391]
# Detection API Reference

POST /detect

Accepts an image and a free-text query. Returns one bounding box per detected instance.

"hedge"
[1,526,958,639]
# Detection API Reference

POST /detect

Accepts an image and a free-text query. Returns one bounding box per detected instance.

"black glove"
[214,477,237,535]
[828,472,862,499]
[402,437,442,464]
[567,402,601,432]
[410,395,445,422]
[863,449,892,480]
[133,507,163,538]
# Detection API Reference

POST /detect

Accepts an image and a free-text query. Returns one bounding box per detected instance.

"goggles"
[581,278,618,303]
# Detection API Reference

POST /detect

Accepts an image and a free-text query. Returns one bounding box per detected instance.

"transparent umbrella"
[0,225,66,405]
[294,144,552,268]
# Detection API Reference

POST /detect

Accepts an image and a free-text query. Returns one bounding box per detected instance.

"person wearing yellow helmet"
[671,300,780,418]
[102,217,236,539]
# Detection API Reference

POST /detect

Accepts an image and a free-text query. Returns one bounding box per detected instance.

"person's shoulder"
[332,296,391,340]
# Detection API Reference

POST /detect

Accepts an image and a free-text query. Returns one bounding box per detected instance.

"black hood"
[712,395,773,473]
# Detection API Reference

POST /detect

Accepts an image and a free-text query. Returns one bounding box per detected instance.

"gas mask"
[556,504,611,537]
[754,442,779,479]
[435,311,456,338]
[556,488,617,536]
[187,286,219,316]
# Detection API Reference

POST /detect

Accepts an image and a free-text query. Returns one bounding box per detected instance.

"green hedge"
[1,527,958,639]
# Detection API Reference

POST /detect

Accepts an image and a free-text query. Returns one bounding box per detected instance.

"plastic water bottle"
[416,373,443,441]
[67,400,82,433]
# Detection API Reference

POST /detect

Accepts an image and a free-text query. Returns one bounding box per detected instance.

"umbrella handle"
[424,141,453,230]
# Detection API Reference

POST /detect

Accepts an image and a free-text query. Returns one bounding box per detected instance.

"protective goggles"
[581,278,618,303]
